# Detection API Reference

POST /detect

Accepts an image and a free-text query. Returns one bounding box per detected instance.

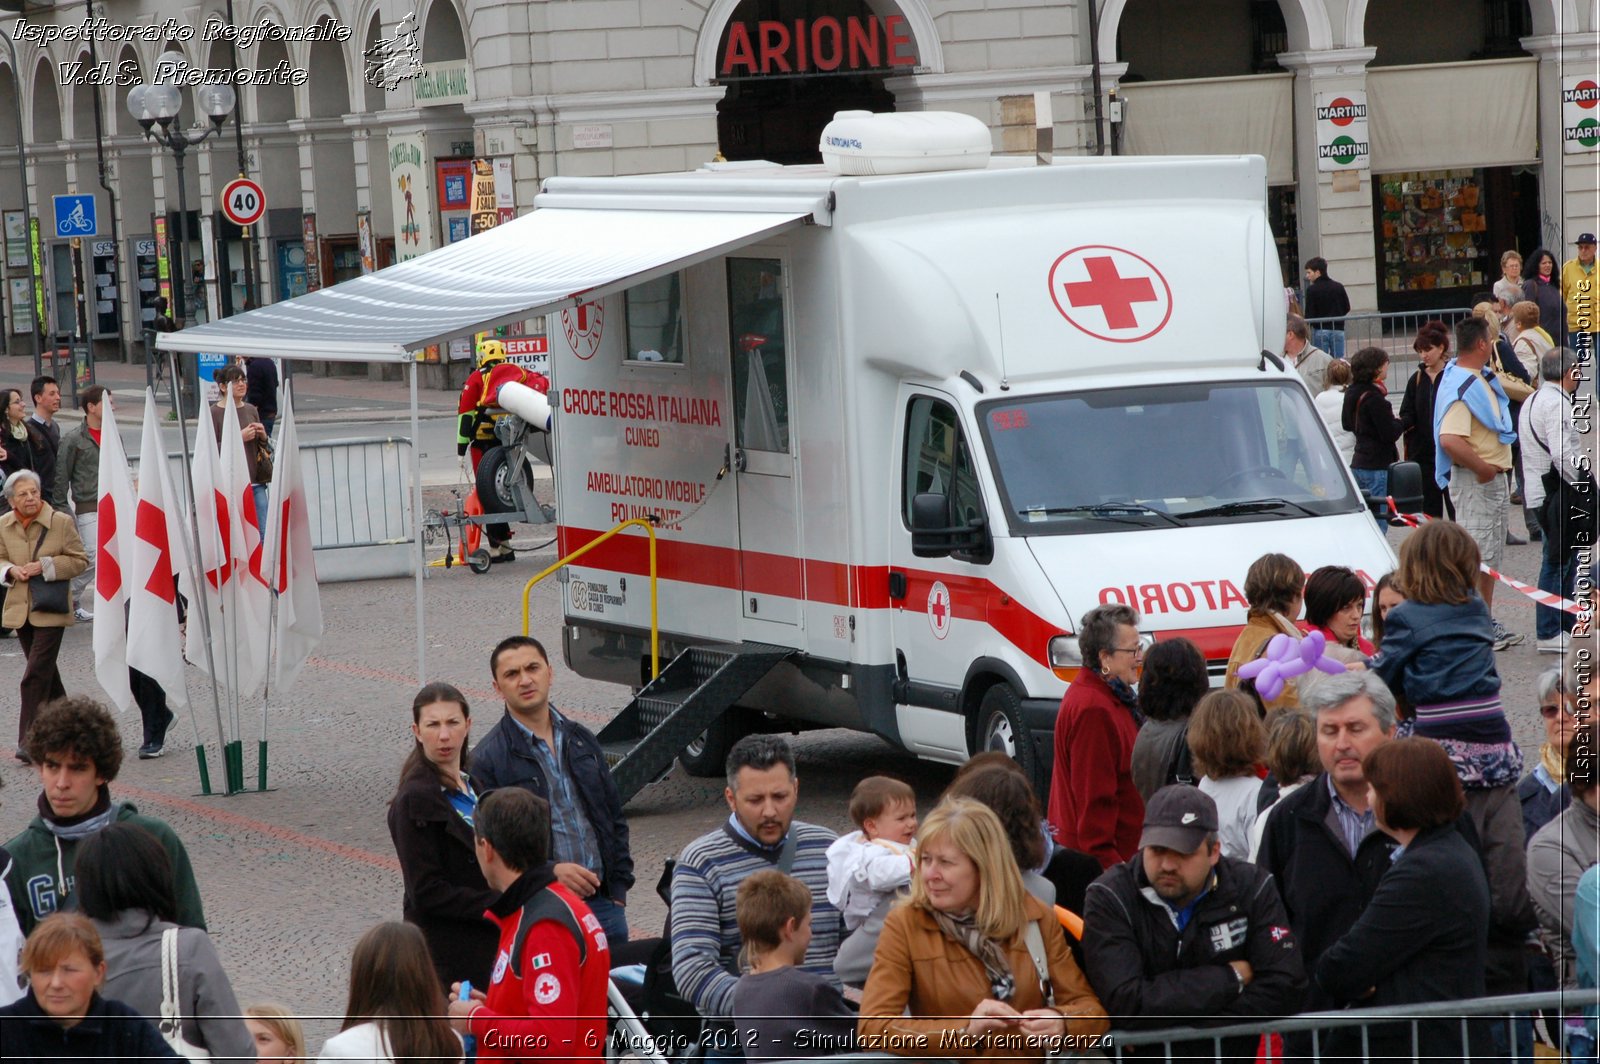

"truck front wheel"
[974,684,1048,800]
[678,709,756,778]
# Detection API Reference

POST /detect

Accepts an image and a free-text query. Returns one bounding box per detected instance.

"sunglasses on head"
[1541,703,1569,720]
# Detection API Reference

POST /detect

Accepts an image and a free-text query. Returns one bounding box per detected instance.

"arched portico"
[1098,0,1334,59]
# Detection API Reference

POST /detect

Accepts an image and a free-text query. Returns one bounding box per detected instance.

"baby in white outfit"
[827,776,918,927]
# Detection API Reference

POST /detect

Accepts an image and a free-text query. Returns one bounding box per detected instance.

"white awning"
[1367,59,1538,172]
[156,207,813,362]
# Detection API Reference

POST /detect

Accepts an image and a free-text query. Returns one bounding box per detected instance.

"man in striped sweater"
[670,734,844,1023]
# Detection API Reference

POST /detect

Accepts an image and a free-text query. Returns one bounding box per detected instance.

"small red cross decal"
[927,581,952,639]
[1062,256,1158,330]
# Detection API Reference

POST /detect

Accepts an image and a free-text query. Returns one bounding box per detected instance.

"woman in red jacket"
[1046,604,1145,870]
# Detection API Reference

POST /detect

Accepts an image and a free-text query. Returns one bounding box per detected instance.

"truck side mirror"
[911,492,988,558]
[1386,461,1424,523]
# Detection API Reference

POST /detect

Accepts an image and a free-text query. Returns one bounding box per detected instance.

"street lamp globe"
[156,50,189,82]
[196,84,236,123]
[125,83,151,124]
[145,84,182,122]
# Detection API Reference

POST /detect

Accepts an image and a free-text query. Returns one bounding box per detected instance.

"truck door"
[889,389,990,759]
[727,255,803,638]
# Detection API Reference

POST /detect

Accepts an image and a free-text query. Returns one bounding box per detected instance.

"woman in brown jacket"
[1223,552,1305,713]
[0,469,89,759]
[858,798,1108,1061]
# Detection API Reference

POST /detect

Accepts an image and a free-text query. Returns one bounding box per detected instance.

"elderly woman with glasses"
[1520,667,1577,845]
[1046,603,1146,871]
[0,469,88,761]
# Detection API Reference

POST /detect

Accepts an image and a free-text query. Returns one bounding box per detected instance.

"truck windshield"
[978,380,1363,534]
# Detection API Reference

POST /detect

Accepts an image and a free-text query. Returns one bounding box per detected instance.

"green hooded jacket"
[3,801,206,935]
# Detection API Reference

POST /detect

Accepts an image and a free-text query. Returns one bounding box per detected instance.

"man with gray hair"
[1255,671,1398,1024]
[1519,346,1590,653]
[1282,313,1333,395]
[670,733,842,1022]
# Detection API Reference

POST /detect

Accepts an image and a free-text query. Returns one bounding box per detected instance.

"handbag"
[26,518,71,615]
[159,928,211,1060]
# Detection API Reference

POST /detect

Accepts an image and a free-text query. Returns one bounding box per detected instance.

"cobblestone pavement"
[0,517,1565,1047]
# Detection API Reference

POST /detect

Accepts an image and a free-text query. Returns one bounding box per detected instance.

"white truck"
[535,113,1398,800]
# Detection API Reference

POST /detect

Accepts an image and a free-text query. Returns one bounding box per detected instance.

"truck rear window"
[978,380,1363,534]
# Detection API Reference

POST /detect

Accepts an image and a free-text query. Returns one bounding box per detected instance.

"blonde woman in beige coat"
[0,469,88,761]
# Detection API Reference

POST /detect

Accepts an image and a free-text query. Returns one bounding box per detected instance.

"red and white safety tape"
[1385,497,1592,619]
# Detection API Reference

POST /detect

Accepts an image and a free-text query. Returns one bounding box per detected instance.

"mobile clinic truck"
[536,112,1397,798]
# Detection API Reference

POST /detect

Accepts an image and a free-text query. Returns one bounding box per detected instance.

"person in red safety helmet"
[456,339,550,563]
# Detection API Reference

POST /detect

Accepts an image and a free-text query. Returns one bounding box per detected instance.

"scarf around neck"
[39,786,117,840]
[1432,359,1516,488]
[930,907,1015,1001]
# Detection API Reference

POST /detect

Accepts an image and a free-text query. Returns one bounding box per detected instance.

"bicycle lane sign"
[53,194,97,238]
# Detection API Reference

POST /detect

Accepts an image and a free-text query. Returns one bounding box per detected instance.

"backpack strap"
[775,831,798,874]
[509,887,589,980]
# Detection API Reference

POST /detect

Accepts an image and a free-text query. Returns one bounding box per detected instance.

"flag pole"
[257,384,291,792]
[163,360,224,796]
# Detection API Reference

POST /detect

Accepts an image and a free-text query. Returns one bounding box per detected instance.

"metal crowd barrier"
[1107,988,1600,1062]
[298,434,417,581]
[145,434,416,584]
[1306,307,1476,383]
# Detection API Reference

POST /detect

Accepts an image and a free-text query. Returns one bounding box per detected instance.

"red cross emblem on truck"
[927,580,951,640]
[1048,245,1173,343]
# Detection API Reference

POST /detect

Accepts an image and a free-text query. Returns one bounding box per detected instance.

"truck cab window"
[903,397,985,529]
[727,258,789,452]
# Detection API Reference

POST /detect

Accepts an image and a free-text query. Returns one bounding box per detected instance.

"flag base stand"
[194,745,214,796]
[225,740,245,795]
[257,739,269,792]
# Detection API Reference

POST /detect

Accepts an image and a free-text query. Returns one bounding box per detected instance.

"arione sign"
[1314,90,1370,173]
[1562,75,1599,154]
[720,15,917,76]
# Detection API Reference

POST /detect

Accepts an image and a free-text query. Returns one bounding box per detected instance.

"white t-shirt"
[1199,775,1264,860]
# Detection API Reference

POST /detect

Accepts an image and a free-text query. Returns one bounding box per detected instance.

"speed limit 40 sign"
[221,177,266,227]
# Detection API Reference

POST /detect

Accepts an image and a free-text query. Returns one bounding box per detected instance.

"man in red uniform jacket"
[449,788,611,1060]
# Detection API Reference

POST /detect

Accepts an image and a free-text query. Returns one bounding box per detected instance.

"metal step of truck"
[597,642,795,804]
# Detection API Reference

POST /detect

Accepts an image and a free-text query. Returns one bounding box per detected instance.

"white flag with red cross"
[184,399,229,675]
[91,397,135,712]
[262,387,322,691]
[127,390,189,710]
[218,393,273,696]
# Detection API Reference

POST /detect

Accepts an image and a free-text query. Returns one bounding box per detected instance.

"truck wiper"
[1027,503,1185,528]
[1177,497,1318,520]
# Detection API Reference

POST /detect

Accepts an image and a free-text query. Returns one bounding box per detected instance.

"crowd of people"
[1289,243,1594,658]
[0,241,1592,1059]
[0,536,1592,1061]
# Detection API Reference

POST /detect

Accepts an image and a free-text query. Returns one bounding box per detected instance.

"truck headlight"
[1048,636,1082,681]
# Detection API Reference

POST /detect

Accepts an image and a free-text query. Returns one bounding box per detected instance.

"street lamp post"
[0,23,42,364]
[127,56,236,329]
[126,55,237,795]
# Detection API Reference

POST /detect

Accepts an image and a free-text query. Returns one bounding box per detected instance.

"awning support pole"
[410,359,426,684]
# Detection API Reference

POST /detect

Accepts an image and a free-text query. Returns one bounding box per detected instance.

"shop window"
[625,274,685,364]
[1482,0,1532,58]
[1377,169,1490,302]
[1250,1,1287,73]
[727,258,789,452]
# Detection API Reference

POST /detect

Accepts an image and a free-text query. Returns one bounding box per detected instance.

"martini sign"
[1563,76,1599,154]
[1315,91,1369,172]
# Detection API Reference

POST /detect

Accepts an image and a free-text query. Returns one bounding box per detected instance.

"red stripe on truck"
[554,526,1247,669]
